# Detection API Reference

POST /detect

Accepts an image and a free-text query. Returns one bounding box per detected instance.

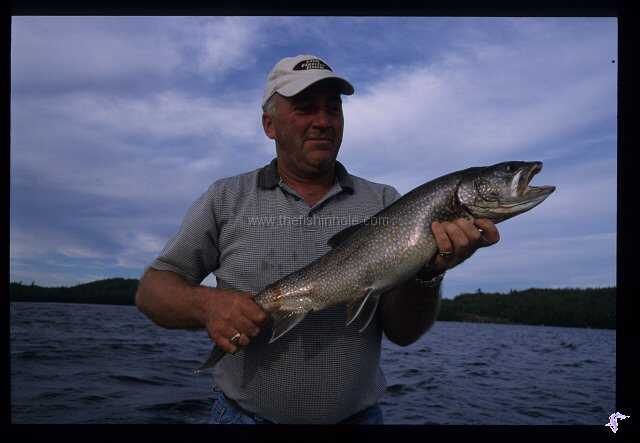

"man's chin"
[307,150,338,171]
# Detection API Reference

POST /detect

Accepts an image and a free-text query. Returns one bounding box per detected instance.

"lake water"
[10,302,615,424]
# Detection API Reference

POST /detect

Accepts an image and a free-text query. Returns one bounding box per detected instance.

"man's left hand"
[428,218,500,274]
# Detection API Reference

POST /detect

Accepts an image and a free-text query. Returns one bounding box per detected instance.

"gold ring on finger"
[230,332,241,345]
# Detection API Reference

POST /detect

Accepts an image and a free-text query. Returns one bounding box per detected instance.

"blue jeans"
[209,390,384,424]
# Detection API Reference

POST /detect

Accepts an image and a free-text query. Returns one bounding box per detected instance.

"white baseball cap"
[262,54,354,108]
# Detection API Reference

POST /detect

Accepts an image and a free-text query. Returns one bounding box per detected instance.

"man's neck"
[277,160,336,207]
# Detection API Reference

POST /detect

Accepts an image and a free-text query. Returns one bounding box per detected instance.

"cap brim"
[277,72,354,98]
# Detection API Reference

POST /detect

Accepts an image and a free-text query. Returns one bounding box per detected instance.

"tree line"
[10,278,139,305]
[438,287,615,329]
[10,279,615,329]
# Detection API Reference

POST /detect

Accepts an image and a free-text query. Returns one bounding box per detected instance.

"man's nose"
[311,109,332,127]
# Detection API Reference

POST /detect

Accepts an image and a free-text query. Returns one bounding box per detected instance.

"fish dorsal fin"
[269,310,308,344]
[345,288,381,333]
[328,221,365,248]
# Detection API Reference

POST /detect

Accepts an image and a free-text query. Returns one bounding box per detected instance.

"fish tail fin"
[193,346,227,375]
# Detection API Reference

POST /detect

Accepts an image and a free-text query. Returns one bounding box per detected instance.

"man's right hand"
[198,288,269,354]
[135,269,269,354]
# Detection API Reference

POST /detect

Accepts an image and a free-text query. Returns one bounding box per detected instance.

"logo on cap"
[293,59,333,72]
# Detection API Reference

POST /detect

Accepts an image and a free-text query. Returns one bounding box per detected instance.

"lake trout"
[195,161,555,373]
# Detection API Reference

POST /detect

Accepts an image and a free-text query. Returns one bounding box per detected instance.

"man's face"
[263,81,344,176]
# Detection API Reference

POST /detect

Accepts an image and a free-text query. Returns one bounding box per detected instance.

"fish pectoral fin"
[345,288,382,332]
[269,310,308,344]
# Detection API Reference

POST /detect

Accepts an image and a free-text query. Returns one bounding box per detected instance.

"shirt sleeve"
[149,184,220,285]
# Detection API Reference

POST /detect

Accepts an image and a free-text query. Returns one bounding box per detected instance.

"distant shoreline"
[9,279,615,330]
[10,278,139,306]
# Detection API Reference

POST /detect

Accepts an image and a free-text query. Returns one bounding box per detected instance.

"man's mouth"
[305,138,335,150]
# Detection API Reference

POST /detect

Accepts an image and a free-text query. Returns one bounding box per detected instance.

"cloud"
[10,202,176,285]
[340,18,617,182]
[11,17,184,92]
[529,157,616,225]
[112,232,171,269]
[192,17,262,77]
[13,88,263,141]
[9,17,617,289]
[443,231,616,296]
[11,16,268,93]
[11,88,270,205]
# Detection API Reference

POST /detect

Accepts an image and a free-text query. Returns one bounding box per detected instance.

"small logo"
[293,59,333,71]
[605,412,630,434]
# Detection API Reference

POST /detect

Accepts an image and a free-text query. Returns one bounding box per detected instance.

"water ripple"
[11,303,616,424]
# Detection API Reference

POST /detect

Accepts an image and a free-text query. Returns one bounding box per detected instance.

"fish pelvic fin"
[346,288,381,333]
[269,310,308,344]
[193,345,227,375]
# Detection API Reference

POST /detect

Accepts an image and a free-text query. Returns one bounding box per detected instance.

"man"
[135,54,500,424]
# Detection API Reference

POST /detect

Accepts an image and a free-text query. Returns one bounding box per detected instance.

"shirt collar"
[257,158,355,193]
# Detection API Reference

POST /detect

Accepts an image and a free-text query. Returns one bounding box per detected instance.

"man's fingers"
[430,218,501,273]
[431,222,454,255]
[453,218,482,243]
[473,218,500,246]
[233,314,262,338]
[442,221,471,258]
[213,331,251,354]
[234,333,251,347]
[238,295,269,327]
[211,325,242,354]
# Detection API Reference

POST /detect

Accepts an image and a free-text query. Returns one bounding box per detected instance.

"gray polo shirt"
[151,158,401,424]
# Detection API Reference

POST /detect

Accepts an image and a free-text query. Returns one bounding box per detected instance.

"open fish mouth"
[508,162,555,206]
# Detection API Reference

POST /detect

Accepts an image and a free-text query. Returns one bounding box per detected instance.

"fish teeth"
[511,170,523,197]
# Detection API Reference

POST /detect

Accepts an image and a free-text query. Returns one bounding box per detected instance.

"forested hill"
[9,279,615,329]
[10,279,139,305]
[439,287,615,329]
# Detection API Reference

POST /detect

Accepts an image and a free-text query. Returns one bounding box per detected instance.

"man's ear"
[262,113,276,140]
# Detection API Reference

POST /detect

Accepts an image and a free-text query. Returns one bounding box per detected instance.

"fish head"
[456,161,555,223]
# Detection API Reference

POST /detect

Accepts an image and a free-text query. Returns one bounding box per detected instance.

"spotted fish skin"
[195,161,555,373]
[258,171,464,312]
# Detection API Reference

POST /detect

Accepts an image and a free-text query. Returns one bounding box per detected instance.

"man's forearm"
[135,268,210,330]
[379,272,442,346]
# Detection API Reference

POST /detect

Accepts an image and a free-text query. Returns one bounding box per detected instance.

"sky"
[10,17,617,298]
